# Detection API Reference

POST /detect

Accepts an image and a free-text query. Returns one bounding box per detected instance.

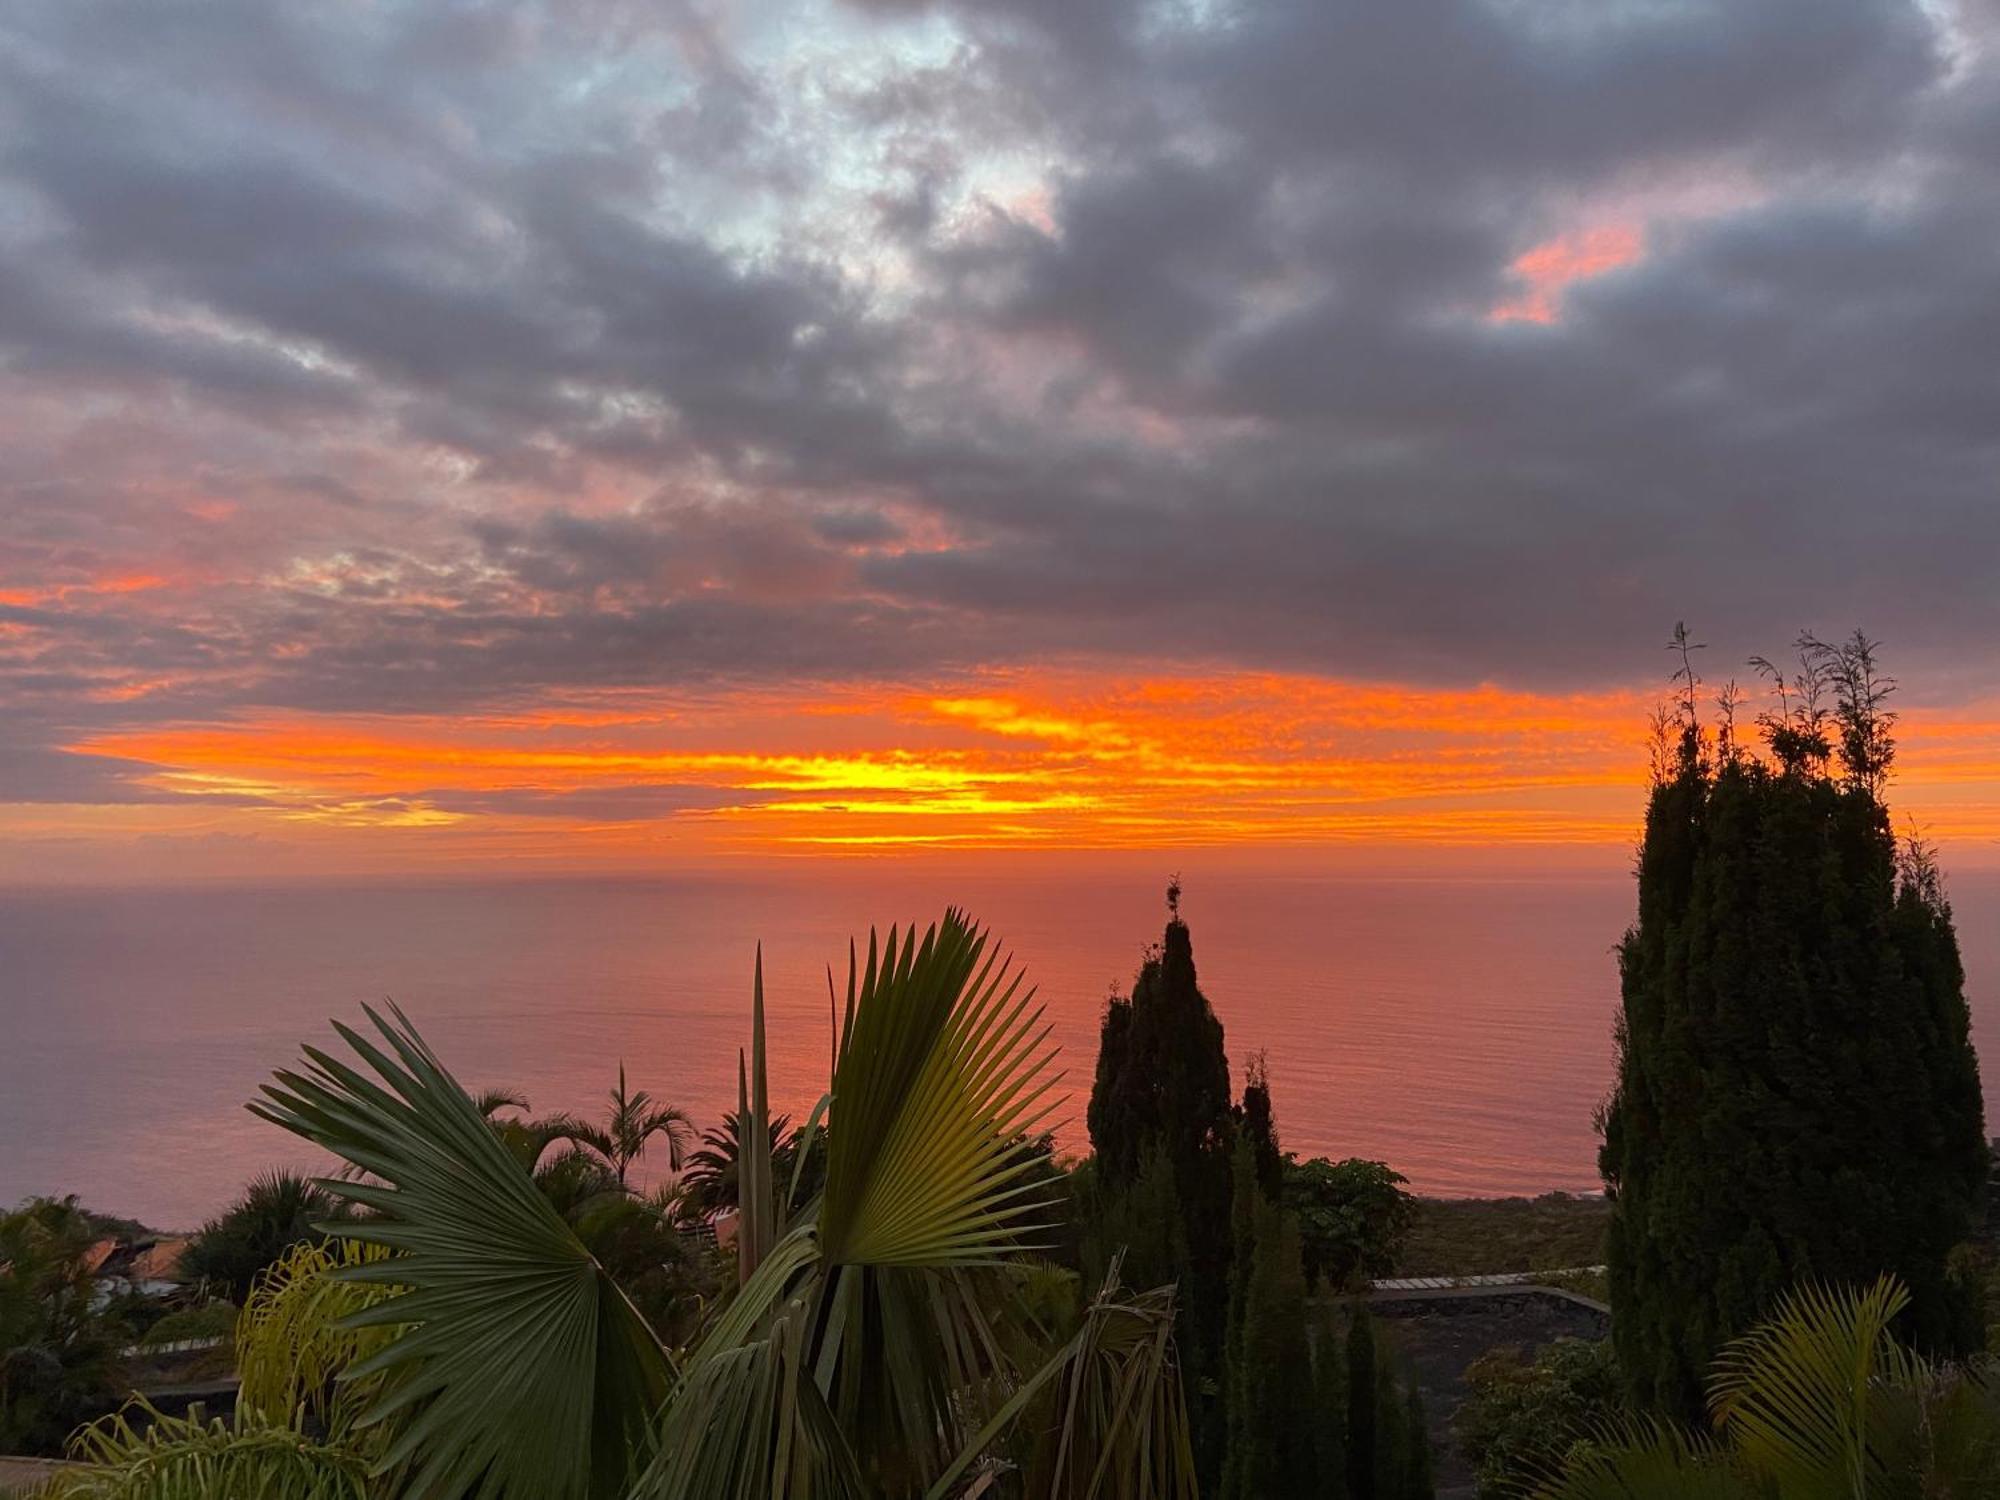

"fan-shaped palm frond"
[250,1005,671,1500]
[1536,1276,2000,1499]
[251,911,1191,1500]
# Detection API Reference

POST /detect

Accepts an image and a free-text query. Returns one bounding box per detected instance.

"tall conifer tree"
[1600,629,1986,1416]
[1222,1197,1318,1500]
[1088,882,1238,1474]
[1345,1308,1378,1499]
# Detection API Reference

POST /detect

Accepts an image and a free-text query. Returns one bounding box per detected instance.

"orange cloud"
[1490,224,1644,325]
[28,668,2000,879]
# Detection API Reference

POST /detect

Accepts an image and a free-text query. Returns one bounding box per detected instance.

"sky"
[3,0,2000,882]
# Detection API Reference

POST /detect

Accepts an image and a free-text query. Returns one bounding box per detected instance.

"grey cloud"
[1,0,1998,802]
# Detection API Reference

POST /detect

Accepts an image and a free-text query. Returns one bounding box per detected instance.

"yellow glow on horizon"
[18,665,1991,879]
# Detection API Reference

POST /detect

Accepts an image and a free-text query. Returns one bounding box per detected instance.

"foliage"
[1456,1338,1623,1497]
[45,1404,371,1500]
[1535,1275,2000,1499]
[1345,1303,1378,1497]
[1284,1157,1416,1290]
[1398,1194,1608,1280]
[1087,903,1233,1192]
[1078,1146,1191,1310]
[1012,1266,1200,1500]
[1086,894,1238,1476]
[1600,631,1986,1418]
[252,1006,672,1500]
[250,910,1197,1500]
[179,1169,338,1304]
[677,1110,823,1227]
[234,1238,400,1443]
[1238,1056,1283,1200]
[134,1303,236,1348]
[548,1064,692,1189]
[0,1196,130,1456]
[1221,1195,1316,1499]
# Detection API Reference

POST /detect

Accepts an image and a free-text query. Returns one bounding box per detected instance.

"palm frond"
[1708,1274,1918,1497]
[249,1002,670,1500]
[945,1263,1197,1500]
[47,1404,369,1500]
[236,1237,399,1441]
[471,1087,531,1119]
[1529,1416,1756,1500]
[817,914,1062,1268]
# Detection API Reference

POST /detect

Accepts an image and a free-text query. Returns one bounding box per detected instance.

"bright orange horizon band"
[13,668,2000,879]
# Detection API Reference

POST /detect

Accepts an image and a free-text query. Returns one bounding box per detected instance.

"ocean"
[3,865,1995,1228]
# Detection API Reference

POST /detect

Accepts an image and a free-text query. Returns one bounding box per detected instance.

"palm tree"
[44,1238,395,1499]
[179,1168,339,1304]
[1537,1276,2000,1498]
[0,1197,130,1456]
[678,1109,811,1224]
[558,1063,693,1189]
[235,910,1196,1500]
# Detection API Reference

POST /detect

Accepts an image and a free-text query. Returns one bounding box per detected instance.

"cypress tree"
[1087,883,1238,1477]
[1223,1196,1318,1499]
[1079,1141,1190,1299]
[1345,1308,1377,1499]
[1088,888,1234,1189]
[1311,1301,1350,1499]
[1402,1387,1434,1500]
[1240,1052,1285,1199]
[1600,630,1987,1416]
[1372,1343,1406,1500]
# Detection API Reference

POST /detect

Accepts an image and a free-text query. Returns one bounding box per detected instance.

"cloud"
[2,0,1998,834]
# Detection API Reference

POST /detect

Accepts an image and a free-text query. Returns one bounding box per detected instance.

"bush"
[138,1301,239,1347]
[1283,1157,1415,1289]
[181,1171,337,1304]
[1455,1337,1621,1496]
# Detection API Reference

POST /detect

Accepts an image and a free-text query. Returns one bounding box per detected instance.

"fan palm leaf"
[250,1004,671,1500]
[250,910,1190,1500]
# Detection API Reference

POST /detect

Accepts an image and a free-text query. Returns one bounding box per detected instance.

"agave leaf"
[249,1002,670,1500]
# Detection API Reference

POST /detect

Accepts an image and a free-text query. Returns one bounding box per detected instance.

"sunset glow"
[3,669,1988,880]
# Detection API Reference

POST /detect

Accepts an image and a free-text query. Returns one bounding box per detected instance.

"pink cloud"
[1490,224,1644,325]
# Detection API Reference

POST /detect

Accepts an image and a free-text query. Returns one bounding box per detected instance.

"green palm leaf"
[1530,1416,1756,1500]
[818,915,1062,1268]
[47,1405,369,1500]
[235,1237,399,1442]
[1707,1275,1918,1498]
[249,1003,670,1500]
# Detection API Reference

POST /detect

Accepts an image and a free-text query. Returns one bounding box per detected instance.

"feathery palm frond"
[1707,1274,1919,1497]
[235,1238,400,1442]
[1530,1415,1756,1500]
[46,1405,370,1500]
[250,1004,671,1500]
[470,1087,531,1120]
